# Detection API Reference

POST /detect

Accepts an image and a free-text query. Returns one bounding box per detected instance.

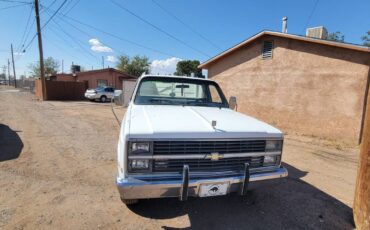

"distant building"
[50,68,137,90]
[199,30,370,142]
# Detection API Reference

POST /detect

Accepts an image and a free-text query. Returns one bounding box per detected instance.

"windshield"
[134,77,228,107]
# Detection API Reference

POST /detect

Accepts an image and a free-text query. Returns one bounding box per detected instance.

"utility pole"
[61,59,64,73]
[35,0,46,100]
[102,56,104,69]
[354,86,370,229]
[10,44,16,88]
[7,59,10,86]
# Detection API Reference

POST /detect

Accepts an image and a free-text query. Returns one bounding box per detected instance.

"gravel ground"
[0,86,359,229]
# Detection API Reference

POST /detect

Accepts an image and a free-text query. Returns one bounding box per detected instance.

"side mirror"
[229,96,237,110]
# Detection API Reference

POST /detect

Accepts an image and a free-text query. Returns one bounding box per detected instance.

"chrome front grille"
[152,140,266,173]
[153,156,264,173]
[153,140,266,155]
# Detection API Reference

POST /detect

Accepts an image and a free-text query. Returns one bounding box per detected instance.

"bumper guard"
[117,166,287,200]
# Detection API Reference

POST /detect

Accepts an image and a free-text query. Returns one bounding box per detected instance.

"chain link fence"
[8,79,35,92]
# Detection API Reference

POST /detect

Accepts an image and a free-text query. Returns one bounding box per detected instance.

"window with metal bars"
[261,41,274,59]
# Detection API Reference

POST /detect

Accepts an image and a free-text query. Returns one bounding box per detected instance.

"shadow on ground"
[0,124,23,161]
[128,163,354,230]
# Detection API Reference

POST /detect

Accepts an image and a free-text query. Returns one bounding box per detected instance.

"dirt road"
[0,87,359,229]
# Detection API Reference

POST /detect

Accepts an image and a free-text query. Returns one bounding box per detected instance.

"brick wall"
[76,71,123,89]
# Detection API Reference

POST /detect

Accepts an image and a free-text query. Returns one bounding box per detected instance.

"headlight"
[263,155,281,166]
[130,142,150,154]
[264,155,276,164]
[265,140,283,152]
[129,159,150,170]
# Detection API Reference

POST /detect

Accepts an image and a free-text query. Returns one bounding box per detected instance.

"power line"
[17,3,34,52]
[63,0,80,15]
[59,0,73,13]
[39,0,78,30]
[43,32,88,64]
[53,13,153,63]
[23,31,37,51]
[51,15,133,63]
[23,0,67,52]
[50,24,96,61]
[302,0,320,34]
[40,0,57,13]
[52,9,181,61]
[0,0,30,3]
[0,2,29,10]
[52,12,142,64]
[109,0,210,58]
[41,0,67,29]
[37,3,192,61]
[20,18,35,51]
[45,7,182,58]
[43,9,99,62]
[53,12,92,37]
[152,0,222,51]
[46,24,95,62]
[66,15,181,58]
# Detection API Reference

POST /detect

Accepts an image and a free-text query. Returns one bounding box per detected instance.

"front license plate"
[199,183,229,197]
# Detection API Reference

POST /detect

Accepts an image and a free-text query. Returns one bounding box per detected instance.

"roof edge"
[199,30,370,69]
[53,68,138,79]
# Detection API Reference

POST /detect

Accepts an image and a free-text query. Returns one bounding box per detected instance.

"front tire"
[100,95,107,103]
[121,198,138,205]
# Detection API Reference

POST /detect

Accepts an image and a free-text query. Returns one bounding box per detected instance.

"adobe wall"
[34,79,87,100]
[207,36,370,142]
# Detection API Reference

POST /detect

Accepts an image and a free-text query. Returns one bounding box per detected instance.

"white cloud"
[14,52,25,56]
[89,38,101,46]
[106,55,117,63]
[150,57,181,75]
[88,38,113,53]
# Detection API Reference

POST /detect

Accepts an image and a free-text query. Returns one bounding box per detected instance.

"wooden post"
[354,80,370,229]
[10,44,17,88]
[7,59,10,86]
[34,0,47,100]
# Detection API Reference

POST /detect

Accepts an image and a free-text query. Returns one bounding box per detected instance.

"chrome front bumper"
[116,166,288,200]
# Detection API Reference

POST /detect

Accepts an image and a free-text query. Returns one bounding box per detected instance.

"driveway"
[0,87,358,229]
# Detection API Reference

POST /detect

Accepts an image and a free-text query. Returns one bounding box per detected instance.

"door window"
[209,85,222,103]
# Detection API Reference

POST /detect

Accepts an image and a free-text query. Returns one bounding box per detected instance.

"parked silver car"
[84,86,115,102]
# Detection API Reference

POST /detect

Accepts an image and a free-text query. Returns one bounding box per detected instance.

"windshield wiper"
[185,101,209,106]
[149,98,174,104]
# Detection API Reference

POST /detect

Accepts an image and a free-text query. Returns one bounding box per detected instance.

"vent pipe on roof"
[282,16,288,33]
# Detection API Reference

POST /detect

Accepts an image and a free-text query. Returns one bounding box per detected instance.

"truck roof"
[140,74,213,82]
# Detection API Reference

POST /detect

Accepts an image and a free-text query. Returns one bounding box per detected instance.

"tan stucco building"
[200,31,370,142]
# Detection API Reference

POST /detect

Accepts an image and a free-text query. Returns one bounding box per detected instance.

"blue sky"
[0,0,369,76]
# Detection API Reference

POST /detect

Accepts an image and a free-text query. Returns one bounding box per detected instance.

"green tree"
[29,57,59,78]
[174,60,204,78]
[327,31,345,42]
[361,31,370,47]
[116,55,150,77]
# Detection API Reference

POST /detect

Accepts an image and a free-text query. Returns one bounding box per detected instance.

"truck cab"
[116,75,288,204]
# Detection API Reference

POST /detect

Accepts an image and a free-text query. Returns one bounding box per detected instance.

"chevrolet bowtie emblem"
[209,152,223,161]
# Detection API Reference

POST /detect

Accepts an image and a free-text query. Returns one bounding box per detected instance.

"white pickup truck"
[116,75,288,205]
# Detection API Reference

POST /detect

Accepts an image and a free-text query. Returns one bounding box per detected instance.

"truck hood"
[128,105,282,139]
